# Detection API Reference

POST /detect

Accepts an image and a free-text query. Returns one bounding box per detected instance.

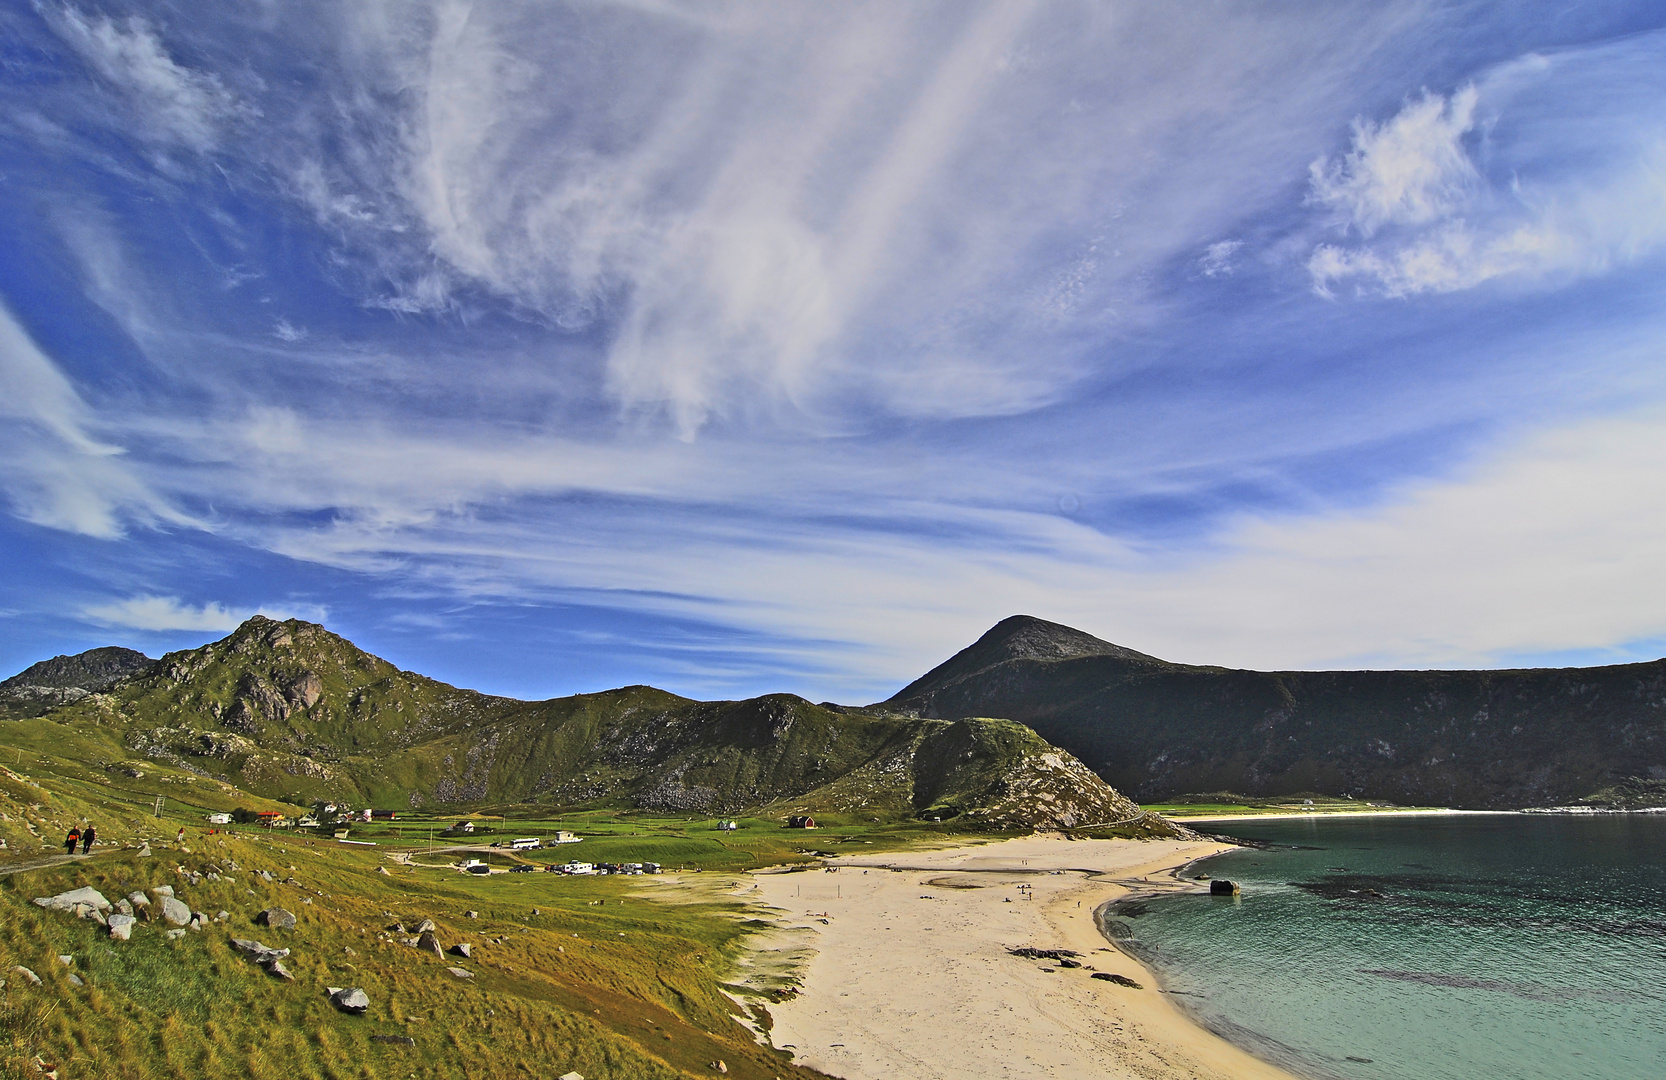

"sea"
[1100,813,1666,1080]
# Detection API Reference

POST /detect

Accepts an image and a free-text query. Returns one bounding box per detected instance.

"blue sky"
[4,1,1666,703]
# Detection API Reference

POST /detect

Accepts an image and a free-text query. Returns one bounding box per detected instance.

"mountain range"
[0,616,1152,832]
[6,613,1664,814]
[888,615,1666,808]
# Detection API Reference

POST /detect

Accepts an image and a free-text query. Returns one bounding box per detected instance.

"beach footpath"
[741,834,1298,1080]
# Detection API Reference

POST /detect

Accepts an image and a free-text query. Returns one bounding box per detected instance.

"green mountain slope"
[14,616,1156,831]
[886,615,1666,809]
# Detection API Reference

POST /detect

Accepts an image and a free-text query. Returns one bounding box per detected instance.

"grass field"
[0,744,1024,1080]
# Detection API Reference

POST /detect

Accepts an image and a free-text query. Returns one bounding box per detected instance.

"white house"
[206,812,231,825]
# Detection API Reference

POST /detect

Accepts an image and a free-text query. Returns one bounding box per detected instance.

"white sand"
[744,834,1298,1080]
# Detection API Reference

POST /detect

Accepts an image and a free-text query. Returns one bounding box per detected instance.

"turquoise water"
[1102,814,1666,1080]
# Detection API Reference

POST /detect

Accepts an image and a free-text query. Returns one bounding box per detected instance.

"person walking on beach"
[80,825,96,855]
[64,827,80,856]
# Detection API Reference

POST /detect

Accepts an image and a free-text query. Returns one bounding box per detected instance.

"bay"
[1103,814,1666,1080]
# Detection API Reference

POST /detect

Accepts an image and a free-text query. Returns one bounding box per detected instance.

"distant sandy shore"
[741,834,1299,1080]
[1173,806,1507,823]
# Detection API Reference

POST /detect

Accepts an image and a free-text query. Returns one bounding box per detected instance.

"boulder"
[450,943,472,959]
[328,987,370,1014]
[114,899,133,917]
[257,907,296,930]
[127,891,150,911]
[1091,972,1143,988]
[32,887,112,915]
[416,931,444,958]
[412,918,436,934]
[265,959,294,981]
[465,911,478,919]
[138,843,151,856]
[10,966,40,986]
[56,956,72,967]
[159,897,192,926]
[151,885,174,899]
[66,974,83,987]
[231,939,290,963]
[446,967,474,979]
[165,929,186,940]
[107,914,136,941]
[558,1073,584,1080]
[260,870,274,882]
[1209,879,1240,896]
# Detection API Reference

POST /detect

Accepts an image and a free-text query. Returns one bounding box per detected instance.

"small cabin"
[786,815,816,829]
[552,830,581,844]
[447,820,476,834]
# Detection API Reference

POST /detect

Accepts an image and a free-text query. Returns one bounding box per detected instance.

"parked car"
[508,863,535,873]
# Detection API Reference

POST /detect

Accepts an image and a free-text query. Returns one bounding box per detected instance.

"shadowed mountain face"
[16,616,1157,832]
[885,617,1666,809]
[0,646,154,718]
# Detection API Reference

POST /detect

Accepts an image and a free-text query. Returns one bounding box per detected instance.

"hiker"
[176,828,186,845]
[64,827,80,856]
[81,826,96,855]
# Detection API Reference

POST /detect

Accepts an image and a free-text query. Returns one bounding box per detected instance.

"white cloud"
[306,1,1415,433]
[80,595,328,633]
[1197,239,1243,277]
[45,5,241,153]
[1308,87,1481,237]
[0,301,174,537]
[1307,38,1666,297]
[272,318,307,343]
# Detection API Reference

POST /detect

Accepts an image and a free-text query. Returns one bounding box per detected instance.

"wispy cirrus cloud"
[1307,33,1666,298]
[81,595,327,633]
[41,3,244,153]
[0,301,176,538]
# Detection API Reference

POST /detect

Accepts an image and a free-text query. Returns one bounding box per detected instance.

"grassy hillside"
[888,616,1666,809]
[16,617,1164,834]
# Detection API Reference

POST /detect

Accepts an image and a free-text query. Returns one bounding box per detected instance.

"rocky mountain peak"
[1,646,153,693]
[887,615,1165,702]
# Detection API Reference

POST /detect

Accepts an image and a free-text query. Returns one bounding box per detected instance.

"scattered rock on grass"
[450,943,472,959]
[446,967,473,979]
[412,919,436,934]
[159,897,191,926]
[32,887,112,916]
[10,966,40,986]
[107,914,135,941]
[257,907,296,930]
[328,987,369,1014]
[165,929,186,940]
[417,931,444,958]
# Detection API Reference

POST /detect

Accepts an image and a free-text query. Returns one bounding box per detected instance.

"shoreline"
[738,834,1301,1080]
[1167,806,1509,824]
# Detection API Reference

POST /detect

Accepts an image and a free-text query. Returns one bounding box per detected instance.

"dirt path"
[0,851,109,878]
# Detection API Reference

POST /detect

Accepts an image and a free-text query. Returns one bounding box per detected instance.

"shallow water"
[1104,814,1666,1080]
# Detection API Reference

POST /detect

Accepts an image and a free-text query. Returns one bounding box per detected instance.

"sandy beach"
[741,834,1299,1080]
